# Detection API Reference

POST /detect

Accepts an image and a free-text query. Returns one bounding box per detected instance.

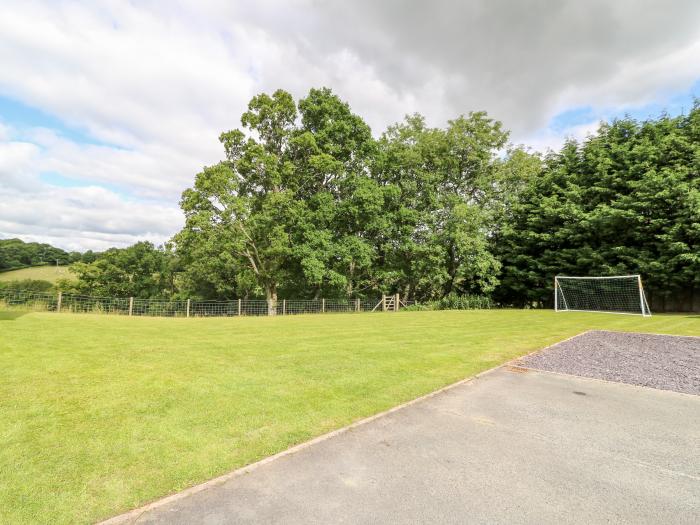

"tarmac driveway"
[106,348,699,524]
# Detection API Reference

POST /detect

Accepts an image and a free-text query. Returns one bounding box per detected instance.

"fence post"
[128,297,133,316]
[186,299,191,318]
[238,298,241,316]
[382,294,387,312]
[56,291,62,313]
[283,299,286,315]
[355,298,360,312]
[321,298,325,313]
[395,293,400,312]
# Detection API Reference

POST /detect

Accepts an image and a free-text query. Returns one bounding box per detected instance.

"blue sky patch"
[548,106,597,132]
[547,79,700,133]
[0,95,118,148]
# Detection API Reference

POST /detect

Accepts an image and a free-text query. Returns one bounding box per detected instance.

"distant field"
[0,265,73,283]
[0,309,698,524]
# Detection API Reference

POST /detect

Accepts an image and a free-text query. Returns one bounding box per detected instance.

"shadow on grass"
[0,310,29,320]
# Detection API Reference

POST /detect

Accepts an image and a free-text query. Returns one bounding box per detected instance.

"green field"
[0,265,73,284]
[1,310,698,524]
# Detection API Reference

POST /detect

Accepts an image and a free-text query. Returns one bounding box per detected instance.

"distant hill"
[0,265,75,284]
[0,238,99,271]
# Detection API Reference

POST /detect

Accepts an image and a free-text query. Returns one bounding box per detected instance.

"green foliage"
[403,293,493,311]
[25,89,695,310]
[175,88,381,309]
[174,89,511,305]
[373,113,507,299]
[495,103,700,308]
[0,279,54,292]
[0,238,83,270]
[68,242,175,298]
[431,293,494,310]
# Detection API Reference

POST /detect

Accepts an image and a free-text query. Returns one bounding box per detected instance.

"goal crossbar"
[555,275,641,279]
[554,274,651,317]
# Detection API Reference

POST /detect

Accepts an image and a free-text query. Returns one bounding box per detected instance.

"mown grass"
[1,309,698,524]
[0,265,73,283]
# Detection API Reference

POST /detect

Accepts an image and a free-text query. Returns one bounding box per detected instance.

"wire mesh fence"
[0,289,59,312]
[0,289,417,318]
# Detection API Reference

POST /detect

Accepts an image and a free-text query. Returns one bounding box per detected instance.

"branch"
[238,223,263,268]
[243,248,260,276]
[237,222,264,277]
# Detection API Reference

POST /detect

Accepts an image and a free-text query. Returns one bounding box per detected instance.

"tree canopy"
[495,105,700,310]
[172,89,510,312]
[13,89,698,313]
[0,238,84,271]
[67,242,175,299]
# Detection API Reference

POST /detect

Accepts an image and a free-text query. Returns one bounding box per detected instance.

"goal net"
[554,275,651,316]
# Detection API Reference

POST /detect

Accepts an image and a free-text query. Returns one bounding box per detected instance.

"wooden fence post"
[283,299,286,315]
[394,293,400,312]
[381,294,387,312]
[128,297,133,316]
[186,299,191,318]
[238,298,242,316]
[321,298,325,313]
[56,291,62,313]
[355,298,360,312]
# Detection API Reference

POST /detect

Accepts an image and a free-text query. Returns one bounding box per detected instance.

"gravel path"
[517,330,700,395]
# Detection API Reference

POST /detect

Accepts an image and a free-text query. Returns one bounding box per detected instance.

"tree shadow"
[0,310,29,321]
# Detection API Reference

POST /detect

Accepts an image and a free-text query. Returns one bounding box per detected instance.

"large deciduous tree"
[176,90,298,314]
[175,88,379,313]
[175,90,518,310]
[374,112,508,299]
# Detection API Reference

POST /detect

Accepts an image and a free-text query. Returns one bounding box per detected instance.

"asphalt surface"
[518,330,700,395]
[115,364,700,524]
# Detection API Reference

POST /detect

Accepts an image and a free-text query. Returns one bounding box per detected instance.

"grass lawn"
[0,265,73,284]
[1,309,698,524]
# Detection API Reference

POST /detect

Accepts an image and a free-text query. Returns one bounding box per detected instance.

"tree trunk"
[346,260,355,297]
[266,284,277,316]
[444,243,457,295]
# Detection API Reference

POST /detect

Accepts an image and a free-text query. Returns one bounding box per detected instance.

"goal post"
[554,275,651,317]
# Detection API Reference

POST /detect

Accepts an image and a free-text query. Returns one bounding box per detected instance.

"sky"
[1,0,699,252]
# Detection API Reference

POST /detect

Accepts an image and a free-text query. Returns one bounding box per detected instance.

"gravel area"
[517,330,700,395]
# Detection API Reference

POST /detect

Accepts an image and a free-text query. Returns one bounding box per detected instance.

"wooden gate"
[372,294,403,312]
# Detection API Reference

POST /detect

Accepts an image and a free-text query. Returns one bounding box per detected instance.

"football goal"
[554,275,651,316]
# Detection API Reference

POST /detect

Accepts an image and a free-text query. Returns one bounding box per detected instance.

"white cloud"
[296,0,700,134]
[0,183,182,251]
[0,0,699,250]
[0,137,41,191]
[0,123,183,251]
[25,128,198,199]
[551,40,700,118]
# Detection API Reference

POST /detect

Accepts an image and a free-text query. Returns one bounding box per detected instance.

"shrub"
[0,279,54,292]
[404,293,493,311]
